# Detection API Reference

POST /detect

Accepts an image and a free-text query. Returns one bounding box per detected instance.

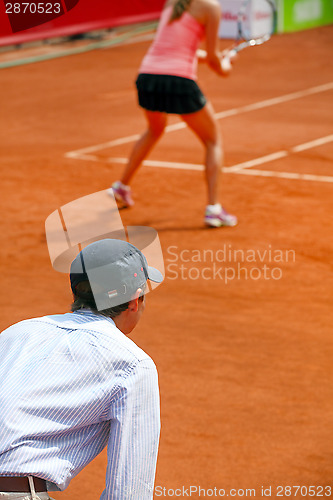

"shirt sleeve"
[101,357,161,500]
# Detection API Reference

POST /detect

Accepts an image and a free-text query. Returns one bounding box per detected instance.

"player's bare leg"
[111,110,167,207]
[181,101,222,205]
[121,110,167,185]
[181,102,237,227]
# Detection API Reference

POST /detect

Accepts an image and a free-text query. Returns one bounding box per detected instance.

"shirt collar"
[72,309,116,327]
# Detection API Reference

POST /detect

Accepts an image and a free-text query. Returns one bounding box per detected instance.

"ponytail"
[170,0,193,21]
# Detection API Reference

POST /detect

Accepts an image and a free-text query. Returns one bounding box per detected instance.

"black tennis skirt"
[136,73,207,115]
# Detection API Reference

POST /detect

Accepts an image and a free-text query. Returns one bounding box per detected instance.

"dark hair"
[71,281,145,318]
[170,0,193,21]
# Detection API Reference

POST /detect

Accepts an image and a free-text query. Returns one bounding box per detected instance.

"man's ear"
[128,288,143,313]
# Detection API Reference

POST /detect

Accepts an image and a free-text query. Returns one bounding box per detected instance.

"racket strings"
[238,0,276,43]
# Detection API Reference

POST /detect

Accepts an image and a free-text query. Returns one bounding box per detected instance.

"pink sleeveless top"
[139,5,205,80]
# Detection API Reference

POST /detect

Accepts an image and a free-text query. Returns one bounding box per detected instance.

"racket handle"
[227,48,238,60]
[221,55,232,73]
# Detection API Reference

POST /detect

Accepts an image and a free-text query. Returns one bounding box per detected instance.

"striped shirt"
[0,310,160,499]
[139,5,205,80]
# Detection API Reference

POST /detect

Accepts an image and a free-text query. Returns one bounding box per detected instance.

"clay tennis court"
[1,22,332,499]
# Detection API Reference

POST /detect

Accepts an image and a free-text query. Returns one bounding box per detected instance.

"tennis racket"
[197,0,277,71]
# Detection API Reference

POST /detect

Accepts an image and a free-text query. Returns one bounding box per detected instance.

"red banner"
[0,0,164,46]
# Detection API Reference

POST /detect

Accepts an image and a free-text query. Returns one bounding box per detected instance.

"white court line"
[228,134,333,172]
[67,154,206,171]
[65,81,333,158]
[291,134,333,153]
[65,153,206,170]
[105,157,204,171]
[231,168,333,183]
[215,82,333,120]
[65,133,142,157]
[227,151,289,172]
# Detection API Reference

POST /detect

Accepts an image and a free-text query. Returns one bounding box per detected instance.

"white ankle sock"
[206,203,221,215]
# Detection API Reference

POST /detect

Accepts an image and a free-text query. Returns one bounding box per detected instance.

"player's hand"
[219,49,237,75]
[197,49,207,62]
[197,48,237,76]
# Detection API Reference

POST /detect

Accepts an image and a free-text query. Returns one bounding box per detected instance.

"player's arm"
[102,358,160,499]
[203,1,231,75]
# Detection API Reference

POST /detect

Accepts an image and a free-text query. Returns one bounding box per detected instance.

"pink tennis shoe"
[204,204,238,228]
[109,181,134,208]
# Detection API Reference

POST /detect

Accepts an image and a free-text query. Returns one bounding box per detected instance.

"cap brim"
[147,266,164,283]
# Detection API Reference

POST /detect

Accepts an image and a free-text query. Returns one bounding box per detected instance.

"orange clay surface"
[1,25,333,499]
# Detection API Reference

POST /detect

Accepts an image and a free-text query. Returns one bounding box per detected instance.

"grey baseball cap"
[70,239,163,310]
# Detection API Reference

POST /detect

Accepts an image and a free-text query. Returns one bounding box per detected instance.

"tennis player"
[0,239,163,500]
[110,0,237,228]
